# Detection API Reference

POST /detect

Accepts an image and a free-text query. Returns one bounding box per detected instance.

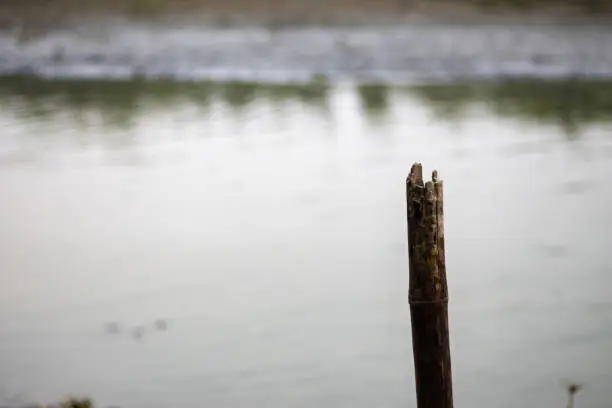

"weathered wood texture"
[406,162,453,408]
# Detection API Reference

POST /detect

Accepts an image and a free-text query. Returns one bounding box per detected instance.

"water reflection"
[1,77,611,136]
[357,84,389,122]
[408,84,476,123]
[222,82,259,110]
[0,77,331,130]
[103,319,171,342]
[411,79,612,137]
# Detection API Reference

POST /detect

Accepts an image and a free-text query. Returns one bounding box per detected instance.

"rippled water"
[0,78,611,408]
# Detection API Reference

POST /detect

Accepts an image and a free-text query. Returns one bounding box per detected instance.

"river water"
[1,16,612,408]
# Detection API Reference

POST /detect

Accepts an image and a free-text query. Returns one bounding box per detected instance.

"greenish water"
[2,77,612,133]
[0,78,611,408]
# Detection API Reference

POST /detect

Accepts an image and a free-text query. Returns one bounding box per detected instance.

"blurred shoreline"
[1,0,612,31]
[2,21,612,85]
[1,1,612,84]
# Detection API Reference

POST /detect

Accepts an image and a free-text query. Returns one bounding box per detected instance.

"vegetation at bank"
[0,0,610,22]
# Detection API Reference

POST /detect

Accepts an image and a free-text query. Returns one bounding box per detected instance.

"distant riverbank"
[1,0,611,30]
[1,21,611,85]
[2,0,612,85]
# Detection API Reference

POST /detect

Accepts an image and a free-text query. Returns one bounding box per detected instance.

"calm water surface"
[0,79,611,408]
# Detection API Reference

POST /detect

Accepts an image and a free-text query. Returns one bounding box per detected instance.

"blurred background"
[0,1,611,408]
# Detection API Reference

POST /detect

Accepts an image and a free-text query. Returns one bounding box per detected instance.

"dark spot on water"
[568,383,582,395]
[536,244,568,258]
[131,326,146,341]
[560,180,592,195]
[153,319,168,331]
[104,322,121,335]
